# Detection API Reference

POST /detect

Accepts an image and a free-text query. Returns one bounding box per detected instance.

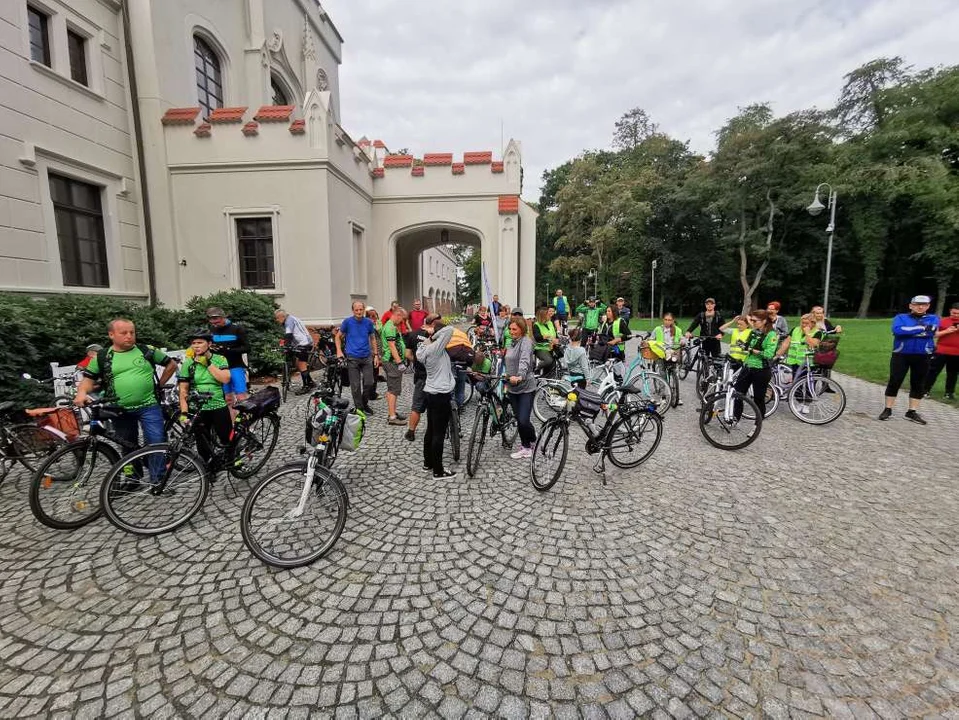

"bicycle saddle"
[328,397,350,410]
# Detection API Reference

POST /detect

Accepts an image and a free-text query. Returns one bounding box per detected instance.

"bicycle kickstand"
[591,454,608,486]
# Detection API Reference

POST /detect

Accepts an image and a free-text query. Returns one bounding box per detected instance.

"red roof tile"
[491,161,504,173]
[451,163,465,175]
[161,107,200,125]
[423,153,453,166]
[241,121,259,137]
[372,167,385,178]
[208,107,247,123]
[411,166,425,177]
[193,123,212,138]
[254,105,295,122]
[383,155,413,168]
[373,139,386,149]
[498,195,519,214]
[289,119,305,135]
[464,151,493,165]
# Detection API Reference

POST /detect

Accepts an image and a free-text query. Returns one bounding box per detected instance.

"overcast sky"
[322,0,959,200]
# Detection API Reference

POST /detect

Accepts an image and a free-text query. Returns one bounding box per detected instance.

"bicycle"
[99,388,281,536]
[0,401,69,487]
[240,389,349,568]
[698,352,763,451]
[701,350,780,421]
[531,387,663,491]
[786,350,846,425]
[465,372,519,477]
[28,401,139,530]
[280,343,322,402]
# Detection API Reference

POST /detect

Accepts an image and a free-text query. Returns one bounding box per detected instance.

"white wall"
[0,0,146,296]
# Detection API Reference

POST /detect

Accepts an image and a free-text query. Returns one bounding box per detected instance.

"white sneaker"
[511,447,532,459]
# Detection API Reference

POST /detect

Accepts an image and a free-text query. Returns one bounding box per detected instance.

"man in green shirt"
[381,307,408,426]
[574,297,607,345]
[178,329,233,463]
[75,318,177,479]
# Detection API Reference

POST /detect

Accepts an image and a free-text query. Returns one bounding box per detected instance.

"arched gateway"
[155,90,536,323]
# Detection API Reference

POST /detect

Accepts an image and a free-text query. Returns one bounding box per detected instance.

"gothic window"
[194,35,223,118]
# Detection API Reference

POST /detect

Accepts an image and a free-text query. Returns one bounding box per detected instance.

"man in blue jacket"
[879,295,938,424]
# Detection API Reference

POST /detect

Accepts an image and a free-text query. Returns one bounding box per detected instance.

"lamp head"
[807,193,826,217]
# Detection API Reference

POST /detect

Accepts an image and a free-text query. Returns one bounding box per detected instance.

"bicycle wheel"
[100,444,210,536]
[696,361,717,402]
[498,401,519,449]
[606,411,663,469]
[678,347,692,380]
[330,365,344,397]
[241,462,348,569]
[741,383,780,420]
[447,407,461,462]
[230,413,280,479]
[29,438,118,530]
[530,418,568,492]
[461,380,474,406]
[8,424,66,472]
[466,406,489,478]
[699,392,761,451]
[788,375,846,425]
[668,366,680,408]
[533,381,570,423]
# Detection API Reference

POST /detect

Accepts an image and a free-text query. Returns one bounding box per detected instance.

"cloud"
[322,0,959,199]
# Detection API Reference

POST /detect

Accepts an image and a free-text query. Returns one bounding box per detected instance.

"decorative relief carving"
[316,68,329,91]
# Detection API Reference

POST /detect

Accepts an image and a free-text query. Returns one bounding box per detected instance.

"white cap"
[910,295,932,304]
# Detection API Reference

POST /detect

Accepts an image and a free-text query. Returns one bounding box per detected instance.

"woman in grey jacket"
[504,318,537,459]
[415,317,457,479]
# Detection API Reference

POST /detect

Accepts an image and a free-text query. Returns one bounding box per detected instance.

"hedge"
[0,290,283,407]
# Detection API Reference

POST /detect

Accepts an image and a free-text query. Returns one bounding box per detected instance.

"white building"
[420,245,457,315]
[0,0,536,322]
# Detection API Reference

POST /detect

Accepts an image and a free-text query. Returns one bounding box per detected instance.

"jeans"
[113,404,167,481]
[508,391,536,449]
[453,366,467,408]
[346,356,375,409]
[423,392,452,475]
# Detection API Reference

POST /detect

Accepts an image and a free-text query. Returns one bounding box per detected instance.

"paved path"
[1,353,957,718]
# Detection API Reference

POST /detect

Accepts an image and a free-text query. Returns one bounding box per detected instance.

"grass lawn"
[621,316,958,408]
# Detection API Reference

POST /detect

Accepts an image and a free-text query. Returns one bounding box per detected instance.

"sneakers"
[878,408,892,421]
[433,470,457,479]
[361,406,374,415]
[946,393,955,401]
[510,447,532,460]
[405,429,416,442]
[904,410,927,425]
[422,463,431,471]
[388,416,406,426]
[393,413,407,422]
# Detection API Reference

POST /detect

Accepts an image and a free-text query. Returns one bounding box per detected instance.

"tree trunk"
[936,276,949,317]
[739,193,776,316]
[856,277,877,319]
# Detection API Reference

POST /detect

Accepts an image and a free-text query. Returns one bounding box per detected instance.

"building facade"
[419,245,458,316]
[0,0,536,323]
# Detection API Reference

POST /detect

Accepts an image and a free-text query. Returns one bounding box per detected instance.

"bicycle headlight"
[567,392,578,402]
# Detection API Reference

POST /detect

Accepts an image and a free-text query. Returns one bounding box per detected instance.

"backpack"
[96,343,160,402]
[446,328,475,364]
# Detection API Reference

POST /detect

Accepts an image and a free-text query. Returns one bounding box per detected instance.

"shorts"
[291,345,311,362]
[411,378,427,413]
[383,361,404,395]
[223,367,248,395]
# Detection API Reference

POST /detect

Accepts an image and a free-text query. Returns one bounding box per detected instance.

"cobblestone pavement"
[1,346,958,718]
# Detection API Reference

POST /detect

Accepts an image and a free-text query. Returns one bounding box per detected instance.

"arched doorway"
[389,223,482,314]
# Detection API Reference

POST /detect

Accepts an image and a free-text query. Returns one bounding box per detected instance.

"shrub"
[0,290,283,408]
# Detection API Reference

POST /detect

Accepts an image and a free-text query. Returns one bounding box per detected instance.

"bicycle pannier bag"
[574,388,604,418]
[339,409,366,452]
[588,340,610,363]
[235,387,280,417]
[36,408,81,441]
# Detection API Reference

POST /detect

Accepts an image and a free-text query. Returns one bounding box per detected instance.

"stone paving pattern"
[1,337,958,718]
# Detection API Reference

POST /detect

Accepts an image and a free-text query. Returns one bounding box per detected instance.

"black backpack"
[96,344,161,402]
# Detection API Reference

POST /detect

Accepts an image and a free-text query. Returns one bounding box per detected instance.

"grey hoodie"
[416,325,455,394]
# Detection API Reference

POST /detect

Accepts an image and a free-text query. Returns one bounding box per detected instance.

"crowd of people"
[62,290,956,485]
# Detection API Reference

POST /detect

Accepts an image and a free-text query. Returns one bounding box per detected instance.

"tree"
[613,107,659,151]
[835,57,909,135]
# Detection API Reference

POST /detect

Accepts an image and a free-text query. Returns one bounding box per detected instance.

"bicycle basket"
[588,341,610,363]
[36,408,81,441]
[639,342,658,361]
[235,387,280,417]
[574,388,604,418]
[813,348,839,368]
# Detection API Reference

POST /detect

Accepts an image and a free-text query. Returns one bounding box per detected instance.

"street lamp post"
[650,259,657,325]
[807,183,838,318]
